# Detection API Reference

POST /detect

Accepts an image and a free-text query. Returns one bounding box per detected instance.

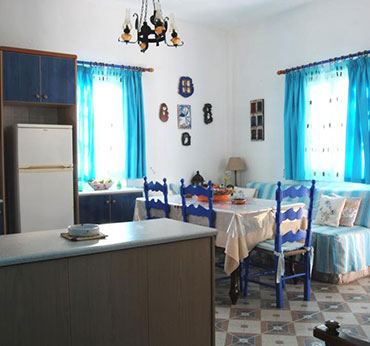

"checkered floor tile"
[215,268,370,346]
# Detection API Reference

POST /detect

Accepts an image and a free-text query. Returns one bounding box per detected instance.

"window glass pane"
[304,65,348,181]
[93,77,126,181]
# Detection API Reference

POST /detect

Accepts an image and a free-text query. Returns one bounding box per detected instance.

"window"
[77,65,146,183]
[304,64,348,181]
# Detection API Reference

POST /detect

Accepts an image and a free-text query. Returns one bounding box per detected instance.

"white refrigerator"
[14,124,74,233]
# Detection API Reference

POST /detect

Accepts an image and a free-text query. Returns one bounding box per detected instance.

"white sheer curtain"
[304,63,348,181]
[92,67,126,181]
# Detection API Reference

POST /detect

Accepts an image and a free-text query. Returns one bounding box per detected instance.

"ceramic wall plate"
[68,224,100,237]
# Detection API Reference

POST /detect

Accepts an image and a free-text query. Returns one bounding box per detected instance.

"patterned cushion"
[340,198,362,227]
[331,193,362,227]
[256,239,305,252]
[314,195,346,227]
[233,186,256,199]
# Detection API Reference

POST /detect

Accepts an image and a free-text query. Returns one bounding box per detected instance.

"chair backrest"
[180,178,214,227]
[143,176,170,219]
[275,180,316,253]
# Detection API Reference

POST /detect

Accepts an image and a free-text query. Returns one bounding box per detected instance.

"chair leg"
[239,260,245,295]
[304,251,311,301]
[243,256,250,296]
[275,256,284,308]
[289,255,298,284]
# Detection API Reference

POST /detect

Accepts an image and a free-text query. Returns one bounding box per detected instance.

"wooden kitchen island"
[0,219,217,346]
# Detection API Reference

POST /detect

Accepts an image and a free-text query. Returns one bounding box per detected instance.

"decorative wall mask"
[177,104,191,129]
[203,103,213,124]
[178,76,194,97]
[181,132,191,146]
[159,103,169,122]
[250,99,264,141]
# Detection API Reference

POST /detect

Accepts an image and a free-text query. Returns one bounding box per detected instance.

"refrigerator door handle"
[19,164,73,170]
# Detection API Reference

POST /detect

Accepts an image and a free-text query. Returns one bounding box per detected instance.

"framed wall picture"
[250,99,264,141]
[177,104,191,129]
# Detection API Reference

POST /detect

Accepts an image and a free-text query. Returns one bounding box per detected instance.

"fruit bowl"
[196,186,232,202]
[88,180,113,191]
[197,194,231,202]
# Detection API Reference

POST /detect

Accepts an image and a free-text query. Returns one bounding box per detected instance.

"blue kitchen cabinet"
[2,51,75,104]
[79,195,111,224]
[41,56,75,104]
[79,192,142,224]
[3,52,40,102]
[110,192,143,223]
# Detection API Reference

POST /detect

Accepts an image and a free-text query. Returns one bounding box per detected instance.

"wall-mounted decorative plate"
[159,103,169,122]
[178,77,194,97]
[181,132,191,146]
[203,103,213,124]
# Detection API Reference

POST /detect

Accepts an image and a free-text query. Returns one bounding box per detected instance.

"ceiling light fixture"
[118,0,184,53]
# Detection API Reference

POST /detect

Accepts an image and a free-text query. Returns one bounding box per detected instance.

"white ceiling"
[120,0,316,28]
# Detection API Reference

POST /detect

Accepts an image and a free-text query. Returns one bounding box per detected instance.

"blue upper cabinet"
[41,56,75,104]
[2,50,76,104]
[3,52,41,102]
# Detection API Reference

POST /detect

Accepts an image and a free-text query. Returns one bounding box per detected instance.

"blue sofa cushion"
[245,181,314,206]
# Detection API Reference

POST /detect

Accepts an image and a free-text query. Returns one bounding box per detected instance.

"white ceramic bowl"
[68,224,100,237]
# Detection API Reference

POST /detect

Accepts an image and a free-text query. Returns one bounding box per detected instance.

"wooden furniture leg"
[289,255,298,284]
[229,268,239,305]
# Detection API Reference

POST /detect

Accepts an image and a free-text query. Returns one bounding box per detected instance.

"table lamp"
[226,157,246,186]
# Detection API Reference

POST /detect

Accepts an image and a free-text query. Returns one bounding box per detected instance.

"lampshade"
[226,157,246,171]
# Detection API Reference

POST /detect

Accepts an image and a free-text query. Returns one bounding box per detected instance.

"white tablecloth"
[134,196,306,275]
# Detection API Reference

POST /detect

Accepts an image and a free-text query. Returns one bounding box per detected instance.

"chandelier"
[118,0,184,53]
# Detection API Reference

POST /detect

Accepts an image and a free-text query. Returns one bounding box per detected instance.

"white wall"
[0,0,230,186]
[229,0,370,184]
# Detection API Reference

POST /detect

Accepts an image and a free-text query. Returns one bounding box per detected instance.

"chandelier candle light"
[119,0,184,53]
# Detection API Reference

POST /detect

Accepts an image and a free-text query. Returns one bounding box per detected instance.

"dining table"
[134,195,306,304]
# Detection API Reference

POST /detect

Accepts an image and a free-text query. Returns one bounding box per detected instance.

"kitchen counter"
[0,218,216,346]
[79,185,143,196]
[0,218,217,267]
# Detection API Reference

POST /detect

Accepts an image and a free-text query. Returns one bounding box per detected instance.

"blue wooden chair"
[243,180,316,308]
[143,176,170,219]
[180,178,214,228]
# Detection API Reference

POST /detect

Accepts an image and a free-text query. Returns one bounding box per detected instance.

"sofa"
[245,181,370,284]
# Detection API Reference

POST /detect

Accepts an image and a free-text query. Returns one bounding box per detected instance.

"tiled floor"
[215,269,370,345]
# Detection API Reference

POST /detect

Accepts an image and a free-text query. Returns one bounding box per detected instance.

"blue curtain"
[77,66,95,182]
[283,71,307,180]
[345,57,370,183]
[121,70,147,179]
